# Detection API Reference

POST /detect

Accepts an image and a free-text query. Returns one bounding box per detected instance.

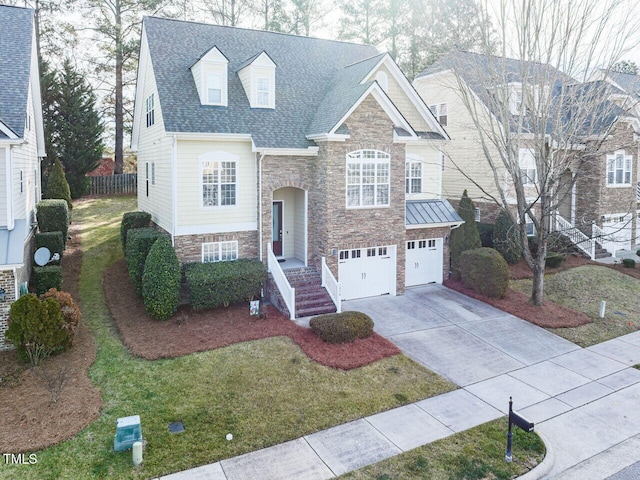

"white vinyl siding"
[519,149,537,186]
[346,150,390,208]
[145,93,155,127]
[0,148,6,227]
[606,150,632,186]
[191,46,229,107]
[202,241,238,262]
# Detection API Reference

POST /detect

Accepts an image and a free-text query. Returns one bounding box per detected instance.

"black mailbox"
[510,410,534,432]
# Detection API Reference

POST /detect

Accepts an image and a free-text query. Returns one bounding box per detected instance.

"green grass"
[340,418,545,480]
[512,265,640,347]
[0,196,455,480]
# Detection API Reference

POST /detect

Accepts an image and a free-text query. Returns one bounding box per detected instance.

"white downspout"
[171,134,178,246]
[6,146,14,231]
[258,153,265,262]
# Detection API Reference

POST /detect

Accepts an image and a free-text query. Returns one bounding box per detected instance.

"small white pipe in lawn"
[600,301,606,318]
[132,441,143,466]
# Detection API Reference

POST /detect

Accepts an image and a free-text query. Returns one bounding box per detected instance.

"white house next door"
[405,238,443,287]
[338,245,396,301]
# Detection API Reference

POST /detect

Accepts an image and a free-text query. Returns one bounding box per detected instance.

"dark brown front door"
[272,201,283,256]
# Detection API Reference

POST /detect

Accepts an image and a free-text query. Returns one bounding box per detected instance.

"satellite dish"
[34,247,52,266]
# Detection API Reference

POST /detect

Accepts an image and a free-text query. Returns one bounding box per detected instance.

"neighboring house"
[131,17,462,318]
[0,5,45,349]
[414,51,639,257]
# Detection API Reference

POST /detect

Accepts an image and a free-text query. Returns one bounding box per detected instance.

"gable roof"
[141,17,441,149]
[0,5,34,140]
[608,71,640,97]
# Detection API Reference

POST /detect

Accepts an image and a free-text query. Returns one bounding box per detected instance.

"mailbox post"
[506,397,534,462]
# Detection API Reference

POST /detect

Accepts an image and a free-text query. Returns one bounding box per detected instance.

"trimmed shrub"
[37,199,69,246]
[185,259,267,310]
[35,231,64,265]
[31,266,62,295]
[43,158,72,210]
[125,227,163,296]
[143,238,181,320]
[40,289,81,346]
[492,209,523,264]
[120,211,151,250]
[450,190,482,278]
[545,252,565,268]
[460,248,509,298]
[309,311,374,344]
[5,294,68,364]
[477,222,494,248]
[636,249,640,257]
[623,258,636,268]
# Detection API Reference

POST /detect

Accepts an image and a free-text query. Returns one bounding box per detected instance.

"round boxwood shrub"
[545,252,565,268]
[142,237,181,320]
[5,294,68,364]
[120,211,151,250]
[623,258,636,268]
[309,311,374,344]
[492,209,523,264]
[460,247,509,298]
[40,289,81,346]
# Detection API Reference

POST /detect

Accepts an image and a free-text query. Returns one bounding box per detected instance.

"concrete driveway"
[345,284,579,387]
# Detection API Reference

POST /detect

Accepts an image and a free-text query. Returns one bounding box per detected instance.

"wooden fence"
[89,173,137,196]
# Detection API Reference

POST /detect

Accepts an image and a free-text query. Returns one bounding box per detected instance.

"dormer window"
[238,51,276,109]
[191,45,229,106]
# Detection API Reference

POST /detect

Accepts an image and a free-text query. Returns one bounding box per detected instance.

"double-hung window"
[206,73,223,104]
[202,241,238,263]
[145,94,155,127]
[346,150,390,207]
[606,150,632,186]
[429,103,448,126]
[405,161,422,194]
[518,149,537,186]
[202,159,237,207]
[256,77,270,107]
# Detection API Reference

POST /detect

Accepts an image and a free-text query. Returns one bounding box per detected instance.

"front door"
[272,201,283,256]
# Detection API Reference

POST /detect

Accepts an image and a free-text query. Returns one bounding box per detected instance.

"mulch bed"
[0,219,102,454]
[444,278,592,328]
[507,254,596,280]
[104,258,400,369]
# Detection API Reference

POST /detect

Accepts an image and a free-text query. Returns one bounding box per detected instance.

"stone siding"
[173,230,259,264]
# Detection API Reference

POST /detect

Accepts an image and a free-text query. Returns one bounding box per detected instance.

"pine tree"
[40,59,60,193]
[449,190,481,278]
[44,158,72,210]
[54,59,104,198]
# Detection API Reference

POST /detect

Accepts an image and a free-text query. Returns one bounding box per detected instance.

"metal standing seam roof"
[0,5,33,140]
[406,199,463,226]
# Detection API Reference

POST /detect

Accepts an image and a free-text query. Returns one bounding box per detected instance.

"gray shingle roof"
[0,5,33,140]
[144,16,383,149]
[609,71,640,97]
[406,199,463,226]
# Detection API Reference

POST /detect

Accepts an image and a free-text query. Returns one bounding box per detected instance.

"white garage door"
[405,238,443,287]
[338,246,396,301]
[602,214,633,252]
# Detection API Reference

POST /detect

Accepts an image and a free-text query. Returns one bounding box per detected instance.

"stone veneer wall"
[173,230,259,264]
[0,269,17,350]
[406,226,452,281]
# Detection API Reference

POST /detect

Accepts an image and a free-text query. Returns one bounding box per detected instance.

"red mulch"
[444,278,592,328]
[103,258,400,369]
[0,219,102,454]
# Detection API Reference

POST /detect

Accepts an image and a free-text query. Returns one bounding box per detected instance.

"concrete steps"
[285,267,337,318]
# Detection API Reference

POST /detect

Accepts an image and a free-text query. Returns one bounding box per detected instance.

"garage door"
[405,238,443,287]
[338,246,396,301]
[602,214,633,252]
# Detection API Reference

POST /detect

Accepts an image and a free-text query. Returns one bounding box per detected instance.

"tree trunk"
[114,0,124,174]
[530,255,545,306]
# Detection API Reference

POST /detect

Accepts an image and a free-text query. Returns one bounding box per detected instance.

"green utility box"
[114,415,142,452]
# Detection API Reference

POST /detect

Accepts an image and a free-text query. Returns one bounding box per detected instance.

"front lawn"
[0,197,455,480]
[512,265,640,346]
[340,417,545,480]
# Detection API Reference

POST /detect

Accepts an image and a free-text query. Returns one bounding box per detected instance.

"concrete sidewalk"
[158,285,640,480]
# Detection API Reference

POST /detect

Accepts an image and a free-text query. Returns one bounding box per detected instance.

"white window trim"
[145,93,155,127]
[519,148,537,186]
[345,149,391,209]
[199,151,239,209]
[428,103,448,126]
[405,160,422,195]
[202,240,239,263]
[606,150,633,187]
[255,75,272,108]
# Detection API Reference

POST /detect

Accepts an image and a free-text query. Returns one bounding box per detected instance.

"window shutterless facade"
[256,77,270,107]
[206,72,223,105]
[145,93,155,127]
[202,159,237,207]
[606,150,632,186]
[202,241,238,263]
[346,150,390,207]
[405,161,422,194]
[518,149,537,186]
[428,103,448,126]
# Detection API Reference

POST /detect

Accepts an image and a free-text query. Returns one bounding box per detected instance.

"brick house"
[131,17,462,318]
[0,5,45,349]
[414,51,639,257]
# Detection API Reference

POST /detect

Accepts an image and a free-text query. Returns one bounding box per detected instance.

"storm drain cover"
[168,422,184,434]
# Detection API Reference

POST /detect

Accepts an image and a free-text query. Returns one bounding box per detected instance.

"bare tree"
[200,0,252,26]
[426,0,640,305]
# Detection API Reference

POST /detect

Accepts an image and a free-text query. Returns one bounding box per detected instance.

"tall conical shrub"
[492,209,523,264]
[450,190,482,278]
[44,158,72,210]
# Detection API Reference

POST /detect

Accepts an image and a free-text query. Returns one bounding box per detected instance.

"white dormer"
[191,46,229,106]
[237,51,276,109]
